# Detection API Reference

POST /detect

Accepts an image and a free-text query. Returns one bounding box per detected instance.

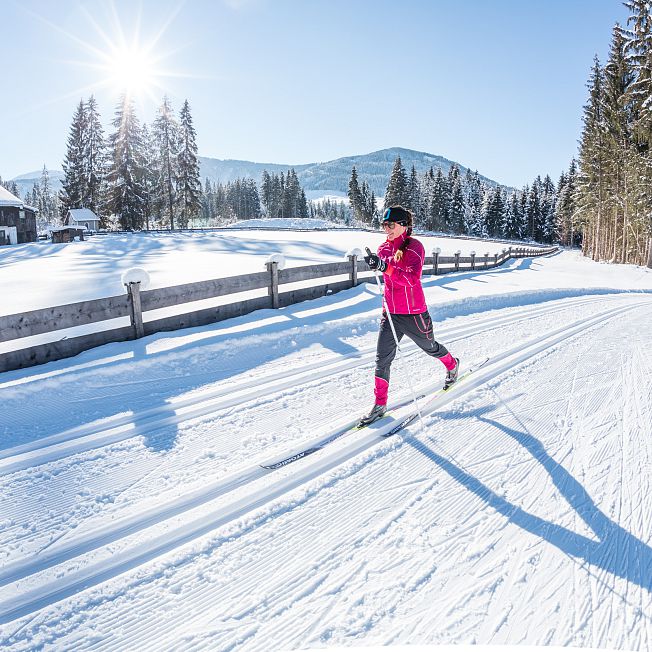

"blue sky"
[0,0,630,188]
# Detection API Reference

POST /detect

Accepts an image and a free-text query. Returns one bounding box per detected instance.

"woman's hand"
[364,252,387,272]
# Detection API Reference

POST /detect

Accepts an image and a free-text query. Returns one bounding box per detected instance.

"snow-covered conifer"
[177,100,202,228]
[151,96,180,229]
[105,95,147,230]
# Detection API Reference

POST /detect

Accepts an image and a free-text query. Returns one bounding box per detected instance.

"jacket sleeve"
[384,243,424,287]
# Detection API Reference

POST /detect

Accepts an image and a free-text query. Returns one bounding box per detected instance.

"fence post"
[126,282,145,339]
[348,254,358,287]
[508,246,513,259]
[266,261,279,308]
[484,252,489,268]
[454,250,461,271]
[433,248,440,275]
[494,253,499,266]
[470,251,476,270]
[648,237,652,268]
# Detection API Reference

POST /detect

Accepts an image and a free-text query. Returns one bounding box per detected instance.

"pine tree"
[448,165,465,234]
[526,178,543,241]
[483,186,505,237]
[84,95,107,217]
[407,165,420,218]
[555,161,578,246]
[177,100,202,228]
[298,187,309,219]
[624,0,652,149]
[429,168,450,232]
[106,95,147,230]
[384,156,409,208]
[261,171,273,217]
[464,170,484,236]
[140,123,157,230]
[36,166,59,227]
[503,191,523,240]
[576,57,607,258]
[348,166,363,222]
[602,24,636,262]
[151,96,179,229]
[59,99,87,216]
[540,175,557,243]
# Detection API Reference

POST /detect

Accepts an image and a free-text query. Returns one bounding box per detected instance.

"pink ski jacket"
[376,231,427,314]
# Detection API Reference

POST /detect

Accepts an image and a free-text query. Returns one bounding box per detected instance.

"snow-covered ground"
[1,229,651,651]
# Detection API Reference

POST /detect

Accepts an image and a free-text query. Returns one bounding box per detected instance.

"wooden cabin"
[66,208,100,232]
[0,186,37,244]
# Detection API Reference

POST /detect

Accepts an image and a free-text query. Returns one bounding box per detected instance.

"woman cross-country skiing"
[358,205,459,426]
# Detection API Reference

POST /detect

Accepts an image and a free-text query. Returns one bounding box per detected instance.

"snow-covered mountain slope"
[0,237,651,651]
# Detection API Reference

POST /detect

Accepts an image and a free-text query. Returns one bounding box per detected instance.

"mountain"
[199,147,509,200]
[11,170,65,198]
[11,148,509,203]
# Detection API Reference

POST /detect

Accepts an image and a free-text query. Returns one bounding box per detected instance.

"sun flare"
[107,46,157,95]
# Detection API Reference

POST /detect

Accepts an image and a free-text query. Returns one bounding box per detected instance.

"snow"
[0,228,651,651]
[0,186,23,206]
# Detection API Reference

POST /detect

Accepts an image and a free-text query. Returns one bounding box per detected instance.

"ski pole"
[366,247,425,433]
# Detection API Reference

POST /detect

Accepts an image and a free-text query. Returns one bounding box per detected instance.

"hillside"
[11,147,507,202]
[199,146,507,199]
[10,169,65,199]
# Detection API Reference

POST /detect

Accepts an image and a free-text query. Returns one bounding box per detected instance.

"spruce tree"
[429,168,450,232]
[448,166,465,234]
[384,156,409,208]
[140,123,157,230]
[503,191,523,240]
[576,57,607,258]
[106,95,147,230]
[603,24,636,262]
[37,166,59,226]
[526,178,543,241]
[152,96,179,229]
[483,186,505,238]
[464,170,484,236]
[261,171,273,217]
[540,175,557,243]
[624,0,652,149]
[59,100,86,216]
[348,166,363,222]
[407,165,420,219]
[84,95,107,217]
[177,100,202,228]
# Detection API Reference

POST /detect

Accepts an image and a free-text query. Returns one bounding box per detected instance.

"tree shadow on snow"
[407,408,652,592]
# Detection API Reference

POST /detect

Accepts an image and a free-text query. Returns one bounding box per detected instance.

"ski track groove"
[0,297,628,562]
[0,294,624,476]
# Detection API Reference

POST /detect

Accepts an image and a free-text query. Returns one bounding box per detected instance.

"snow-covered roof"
[50,225,88,232]
[0,185,24,207]
[68,208,99,221]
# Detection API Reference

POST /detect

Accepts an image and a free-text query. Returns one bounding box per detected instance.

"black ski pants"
[375,311,449,384]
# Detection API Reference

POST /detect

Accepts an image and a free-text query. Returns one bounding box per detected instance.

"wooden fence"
[0,244,557,373]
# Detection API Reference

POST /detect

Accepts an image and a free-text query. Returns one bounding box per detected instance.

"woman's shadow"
[407,404,652,592]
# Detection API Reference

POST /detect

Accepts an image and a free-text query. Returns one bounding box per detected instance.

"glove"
[364,251,387,272]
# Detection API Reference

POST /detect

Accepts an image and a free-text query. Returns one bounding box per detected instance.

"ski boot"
[443,358,460,390]
[357,403,387,427]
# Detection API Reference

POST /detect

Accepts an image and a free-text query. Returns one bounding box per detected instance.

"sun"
[106,45,157,96]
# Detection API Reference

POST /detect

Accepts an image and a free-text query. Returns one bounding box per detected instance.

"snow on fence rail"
[0,245,556,373]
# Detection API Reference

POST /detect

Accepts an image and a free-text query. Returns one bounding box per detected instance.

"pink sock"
[439,352,457,370]
[374,376,389,405]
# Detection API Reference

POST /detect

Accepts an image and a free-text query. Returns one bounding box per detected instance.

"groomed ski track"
[1,284,651,650]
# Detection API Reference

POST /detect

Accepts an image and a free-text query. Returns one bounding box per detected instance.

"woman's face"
[382,221,407,241]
